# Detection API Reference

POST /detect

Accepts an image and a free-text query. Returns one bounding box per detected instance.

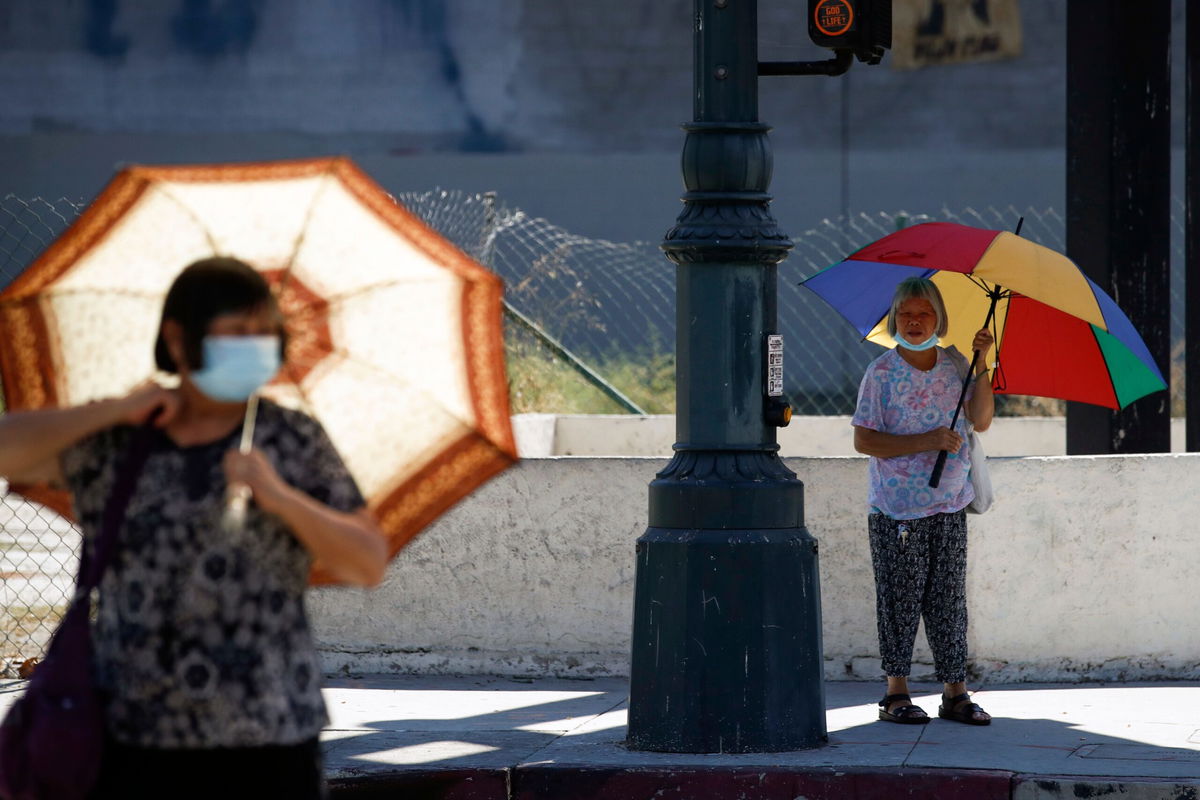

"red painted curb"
[1012,775,1200,798]
[330,768,509,799]
[512,766,1015,800]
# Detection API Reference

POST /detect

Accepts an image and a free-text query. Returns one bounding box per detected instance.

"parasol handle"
[929,291,1000,488]
[223,394,260,533]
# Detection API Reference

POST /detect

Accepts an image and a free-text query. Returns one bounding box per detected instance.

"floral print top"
[61,400,364,749]
[852,346,975,520]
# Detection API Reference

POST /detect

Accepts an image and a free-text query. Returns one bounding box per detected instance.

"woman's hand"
[854,425,964,458]
[924,426,963,453]
[972,327,995,373]
[223,446,387,586]
[222,447,287,514]
[967,328,997,431]
[118,381,181,427]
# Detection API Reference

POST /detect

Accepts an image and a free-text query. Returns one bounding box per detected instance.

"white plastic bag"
[966,430,993,514]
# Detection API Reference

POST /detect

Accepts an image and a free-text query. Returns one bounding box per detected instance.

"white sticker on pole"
[766,334,784,396]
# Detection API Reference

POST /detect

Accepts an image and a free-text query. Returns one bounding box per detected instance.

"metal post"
[1065,0,1171,454]
[627,0,826,753]
[1188,3,1200,452]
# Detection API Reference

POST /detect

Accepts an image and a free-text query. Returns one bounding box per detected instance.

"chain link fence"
[1,197,88,674]
[0,191,1188,667]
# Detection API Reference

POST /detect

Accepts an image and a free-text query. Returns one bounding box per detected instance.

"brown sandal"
[938,692,991,725]
[878,693,930,725]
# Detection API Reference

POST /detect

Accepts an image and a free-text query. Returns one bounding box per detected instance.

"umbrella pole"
[929,289,1000,488]
[222,394,259,533]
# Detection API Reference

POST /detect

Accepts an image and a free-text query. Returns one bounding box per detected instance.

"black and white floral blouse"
[61,399,364,749]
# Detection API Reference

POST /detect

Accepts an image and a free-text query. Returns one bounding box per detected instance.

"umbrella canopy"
[0,157,517,583]
[800,221,1167,410]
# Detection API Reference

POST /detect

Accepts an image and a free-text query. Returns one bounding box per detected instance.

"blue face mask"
[895,333,939,352]
[190,336,281,402]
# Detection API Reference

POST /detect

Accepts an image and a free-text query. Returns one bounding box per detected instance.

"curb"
[331,766,1016,799]
[1012,775,1200,800]
[330,768,509,799]
[511,766,1015,799]
[330,767,1200,800]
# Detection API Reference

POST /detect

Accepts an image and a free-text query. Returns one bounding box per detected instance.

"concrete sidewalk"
[317,675,1200,799]
[2,675,1197,797]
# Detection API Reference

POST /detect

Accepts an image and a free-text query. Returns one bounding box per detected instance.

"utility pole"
[1065,0,1171,454]
[1188,2,1200,452]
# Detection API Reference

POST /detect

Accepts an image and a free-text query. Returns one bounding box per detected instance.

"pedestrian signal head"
[808,0,891,65]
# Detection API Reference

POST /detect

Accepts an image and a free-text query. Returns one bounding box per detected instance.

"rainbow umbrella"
[800,221,1167,411]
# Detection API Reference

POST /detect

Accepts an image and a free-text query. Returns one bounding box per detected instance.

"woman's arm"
[966,366,995,432]
[224,449,388,587]
[854,425,964,458]
[964,328,995,432]
[0,384,178,484]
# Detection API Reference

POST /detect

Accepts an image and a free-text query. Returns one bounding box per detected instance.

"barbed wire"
[0,191,1189,666]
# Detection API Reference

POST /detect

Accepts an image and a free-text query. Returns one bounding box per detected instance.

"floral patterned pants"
[868,510,969,683]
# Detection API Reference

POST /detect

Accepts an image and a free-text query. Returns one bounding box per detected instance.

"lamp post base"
[627,526,827,753]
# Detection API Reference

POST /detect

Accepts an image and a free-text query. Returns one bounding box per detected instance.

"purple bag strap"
[75,424,157,595]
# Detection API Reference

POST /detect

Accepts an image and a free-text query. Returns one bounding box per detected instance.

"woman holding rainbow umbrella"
[803,221,1167,727]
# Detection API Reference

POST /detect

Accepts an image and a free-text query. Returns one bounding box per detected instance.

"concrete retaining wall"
[512,414,1191,458]
[311,452,1200,683]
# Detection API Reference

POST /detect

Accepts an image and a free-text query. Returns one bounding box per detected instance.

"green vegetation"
[995,394,1065,417]
[596,348,675,414]
[1171,340,1185,417]
[504,326,675,415]
[505,338,1187,418]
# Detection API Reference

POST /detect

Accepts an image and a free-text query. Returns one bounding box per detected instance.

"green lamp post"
[627,0,890,753]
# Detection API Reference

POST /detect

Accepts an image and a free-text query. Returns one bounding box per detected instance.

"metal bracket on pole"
[758,50,853,77]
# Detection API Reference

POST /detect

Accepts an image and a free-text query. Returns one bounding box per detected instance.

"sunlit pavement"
[314,675,1200,798]
[1,675,1197,796]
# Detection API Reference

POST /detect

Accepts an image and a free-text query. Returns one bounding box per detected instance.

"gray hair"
[886,277,949,338]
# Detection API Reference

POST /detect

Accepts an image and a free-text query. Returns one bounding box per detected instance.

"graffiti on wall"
[891,0,1022,70]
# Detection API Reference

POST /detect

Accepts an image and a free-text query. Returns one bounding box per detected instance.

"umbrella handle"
[928,347,978,489]
[929,449,949,488]
[927,287,1001,490]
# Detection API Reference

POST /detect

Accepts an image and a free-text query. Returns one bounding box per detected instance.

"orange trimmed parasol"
[0,157,517,583]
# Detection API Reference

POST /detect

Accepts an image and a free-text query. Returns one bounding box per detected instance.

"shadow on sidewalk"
[323,679,1200,798]
[322,677,627,772]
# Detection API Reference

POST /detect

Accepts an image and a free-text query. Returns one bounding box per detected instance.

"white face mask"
[189,336,281,402]
[895,333,939,352]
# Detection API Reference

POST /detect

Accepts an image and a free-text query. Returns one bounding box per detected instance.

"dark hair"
[154,256,285,373]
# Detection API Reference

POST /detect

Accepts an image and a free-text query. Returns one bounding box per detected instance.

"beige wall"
[513,414,1191,458]
[311,452,1200,683]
